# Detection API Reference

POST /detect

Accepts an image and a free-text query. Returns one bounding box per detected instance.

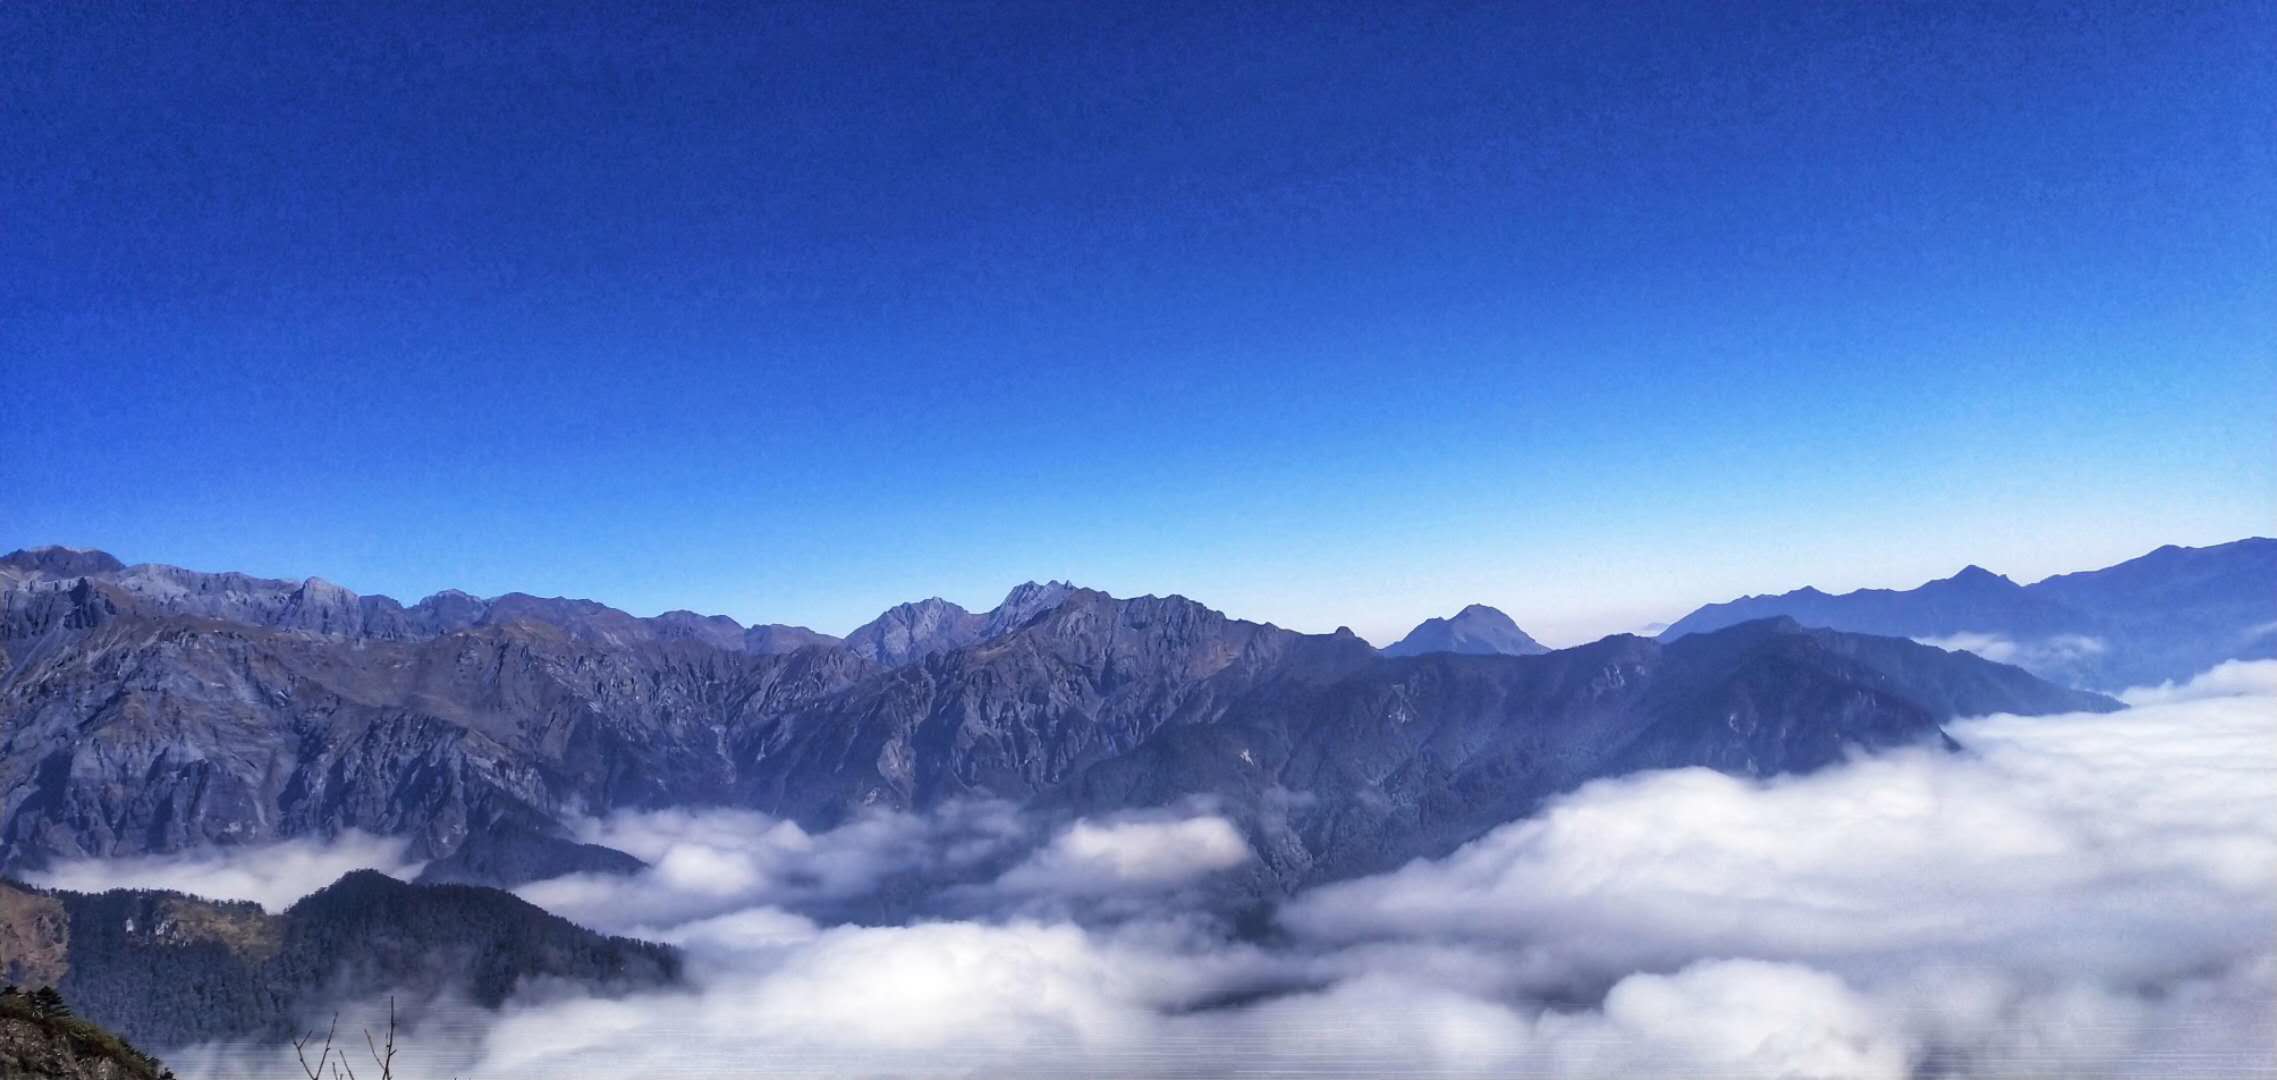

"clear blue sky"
[4,2,2270,645]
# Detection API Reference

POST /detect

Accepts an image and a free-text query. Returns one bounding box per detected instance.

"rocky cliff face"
[0,993,166,1080]
[0,549,2118,894]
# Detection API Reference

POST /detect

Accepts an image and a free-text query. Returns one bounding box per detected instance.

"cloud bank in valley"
[2117,657,2277,705]
[992,812,1253,896]
[1913,630,2107,673]
[147,662,2276,1079]
[513,801,1033,935]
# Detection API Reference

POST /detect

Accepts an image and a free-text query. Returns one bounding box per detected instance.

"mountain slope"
[1380,604,1549,657]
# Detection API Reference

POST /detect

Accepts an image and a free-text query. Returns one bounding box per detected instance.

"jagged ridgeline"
[0,870,677,1050]
[0,545,2129,896]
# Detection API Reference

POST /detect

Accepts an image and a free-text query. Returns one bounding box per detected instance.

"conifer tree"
[28,985,68,1019]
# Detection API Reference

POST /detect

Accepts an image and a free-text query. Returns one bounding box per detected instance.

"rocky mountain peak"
[410,588,490,633]
[843,597,984,666]
[1944,564,2015,587]
[278,576,366,636]
[1380,603,1549,657]
[651,609,749,652]
[986,579,1076,636]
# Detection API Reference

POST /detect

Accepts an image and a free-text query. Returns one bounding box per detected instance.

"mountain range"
[1657,538,2276,689]
[0,544,2133,901]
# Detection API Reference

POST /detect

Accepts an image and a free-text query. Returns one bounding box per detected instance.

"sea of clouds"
[46,661,2277,1080]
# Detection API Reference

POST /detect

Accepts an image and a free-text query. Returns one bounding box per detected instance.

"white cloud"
[993,813,1252,897]
[2119,658,2277,705]
[1914,630,2106,671]
[26,832,420,913]
[514,801,1030,936]
[1547,960,1912,1080]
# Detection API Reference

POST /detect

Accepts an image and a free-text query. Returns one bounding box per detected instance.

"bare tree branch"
[360,997,398,1080]
[292,1014,340,1080]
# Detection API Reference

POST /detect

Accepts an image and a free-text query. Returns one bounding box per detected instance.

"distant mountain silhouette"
[1380,604,1549,657]
[1659,538,2275,689]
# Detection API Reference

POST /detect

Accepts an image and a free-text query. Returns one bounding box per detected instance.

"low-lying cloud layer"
[993,813,1253,896]
[1914,630,2108,674]
[514,801,1030,934]
[2117,656,2277,705]
[133,663,2277,1079]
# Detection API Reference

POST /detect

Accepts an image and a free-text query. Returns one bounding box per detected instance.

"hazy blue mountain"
[0,870,677,1051]
[1661,565,2088,642]
[1658,538,2275,690]
[1379,604,1549,657]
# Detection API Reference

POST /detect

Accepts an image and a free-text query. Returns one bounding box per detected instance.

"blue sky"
[4,2,2270,645]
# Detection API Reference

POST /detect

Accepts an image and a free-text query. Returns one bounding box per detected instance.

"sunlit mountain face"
[5,1,2269,1076]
